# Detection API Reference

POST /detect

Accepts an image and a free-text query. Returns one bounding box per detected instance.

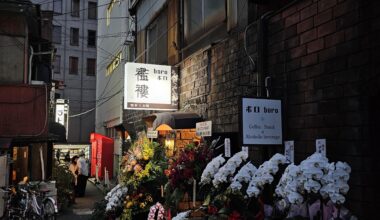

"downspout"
[29,46,34,84]
[257,0,301,97]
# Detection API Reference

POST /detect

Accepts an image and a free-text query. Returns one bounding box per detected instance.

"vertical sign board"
[55,99,69,139]
[124,62,178,110]
[196,121,212,137]
[316,139,326,156]
[284,141,294,163]
[242,98,283,145]
[224,138,231,157]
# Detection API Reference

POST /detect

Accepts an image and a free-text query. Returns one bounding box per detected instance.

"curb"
[88,178,116,194]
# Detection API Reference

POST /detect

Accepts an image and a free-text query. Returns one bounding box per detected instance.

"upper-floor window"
[147,9,168,65]
[52,25,61,44]
[106,0,116,26]
[88,2,97,19]
[69,56,79,75]
[53,0,62,14]
[88,30,96,47]
[70,28,79,46]
[106,51,122,76]
[71,0,80,17]
[54,55,61,74]
[87,58,96,76]
[184,0,225,44]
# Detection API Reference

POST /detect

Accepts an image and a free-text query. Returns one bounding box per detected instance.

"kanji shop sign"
[242,98,282,145]
[124,62,178,110]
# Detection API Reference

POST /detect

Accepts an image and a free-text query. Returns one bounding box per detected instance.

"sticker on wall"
[316,139,326,157]
[284,140,294,163]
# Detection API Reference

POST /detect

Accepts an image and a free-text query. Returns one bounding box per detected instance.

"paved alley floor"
[58,181,105,220]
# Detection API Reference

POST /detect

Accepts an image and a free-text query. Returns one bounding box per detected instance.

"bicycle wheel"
[42,200,56,220]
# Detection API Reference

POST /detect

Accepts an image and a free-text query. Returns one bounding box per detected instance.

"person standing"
[69,155,79,195]
[76,151,89,197]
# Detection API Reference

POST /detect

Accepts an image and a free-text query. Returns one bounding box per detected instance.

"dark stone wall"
[264,0,380,218]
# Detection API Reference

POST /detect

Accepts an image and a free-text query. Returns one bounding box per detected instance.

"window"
[52,26,61,44]
[54,55,61,74]
[87,30,96,47]
[87,58,96,76]
[106,0,116,26]
[69,57,79,75]
[53,0,62,13]
[106,51,122,76]
[71,0,80,17]
[70,28,79,46]
[88,2,97,19]
[147,9,168,64]
[184,0,225,43]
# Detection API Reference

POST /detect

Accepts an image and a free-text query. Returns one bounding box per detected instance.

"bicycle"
[2,182,58,220]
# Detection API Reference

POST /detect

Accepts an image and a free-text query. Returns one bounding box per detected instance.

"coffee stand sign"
[242,98,283,145]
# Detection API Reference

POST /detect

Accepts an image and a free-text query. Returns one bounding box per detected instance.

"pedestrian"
[56,149,61,164]
[69,155,79,195]
[64,150,71,162]
[76,151,89,197]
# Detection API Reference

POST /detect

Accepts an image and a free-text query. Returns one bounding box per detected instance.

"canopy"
[144,112,202,130]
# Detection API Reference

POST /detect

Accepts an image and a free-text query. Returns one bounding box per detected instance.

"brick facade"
[264,0,380,218]
[124,0,379,217]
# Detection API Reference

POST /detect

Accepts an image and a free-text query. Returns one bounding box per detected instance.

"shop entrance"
[12,146,29,184]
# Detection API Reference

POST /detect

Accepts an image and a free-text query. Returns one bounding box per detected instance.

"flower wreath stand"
[177,193,204,218]
[148,202,165,220]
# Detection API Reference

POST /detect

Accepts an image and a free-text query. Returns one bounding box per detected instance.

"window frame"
[69,56,79,75]
[71,0,80,17]
[54,55,61,74]
[52,25,62,44]
[183,0,226,44]
[88,2,97,19]
[70,27,79,46]
[86,58,96,76]
[146,8,168,65]
[87,30,96,47]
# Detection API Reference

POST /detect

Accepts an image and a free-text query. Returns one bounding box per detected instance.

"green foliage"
[51,161,74,209]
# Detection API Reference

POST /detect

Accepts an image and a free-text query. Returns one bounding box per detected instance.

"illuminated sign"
[124,62,178,110]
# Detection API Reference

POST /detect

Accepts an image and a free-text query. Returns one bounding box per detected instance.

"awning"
[144,112,202,130]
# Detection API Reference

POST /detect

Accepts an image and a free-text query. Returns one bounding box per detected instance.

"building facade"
[33,0,98,143]
[0,0,58,184]
[123,0,380,218]
[96,0,134,177]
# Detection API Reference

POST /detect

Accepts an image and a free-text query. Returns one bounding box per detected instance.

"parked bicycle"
[2,182,58,220]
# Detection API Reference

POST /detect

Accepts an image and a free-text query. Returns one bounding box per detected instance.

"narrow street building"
[0,0,60,184]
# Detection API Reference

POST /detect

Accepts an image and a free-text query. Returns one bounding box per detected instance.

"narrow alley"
[58,181,104,220]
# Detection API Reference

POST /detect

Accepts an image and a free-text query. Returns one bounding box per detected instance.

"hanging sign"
[284,140,294,163]
[196,121,212,137]
[224,138,231,157]
[242,98,282,145]
[316,139,326,156]
[124,62,178,110]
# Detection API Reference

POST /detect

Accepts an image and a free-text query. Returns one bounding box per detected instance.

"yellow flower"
[126,201,133,208]
[139,202,146,208]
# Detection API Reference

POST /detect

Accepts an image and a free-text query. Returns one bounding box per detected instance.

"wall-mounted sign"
[316,139,326,156]
[242,98,282,145]
[147,130,158,139]
[284,140,294,163]
[196,121,212,137]
[55,99,69,139]
[124,62,178,110]
[224,138,231,157]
